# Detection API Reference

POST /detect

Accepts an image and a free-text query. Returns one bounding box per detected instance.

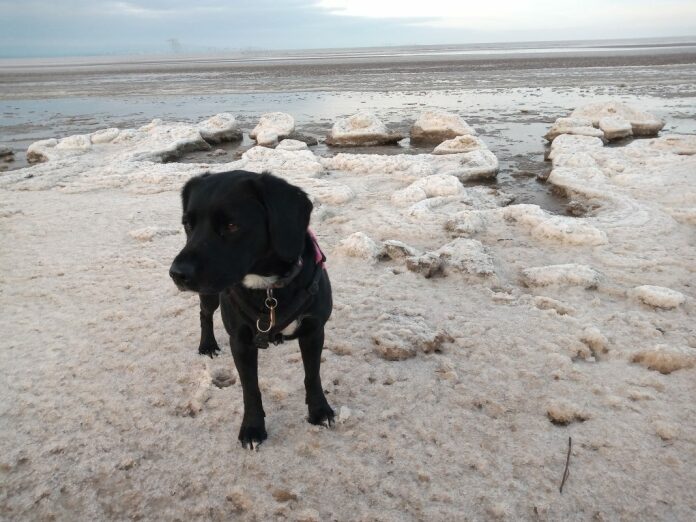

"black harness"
[227,242,326,350]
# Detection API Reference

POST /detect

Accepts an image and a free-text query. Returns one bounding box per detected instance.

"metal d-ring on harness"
[256,288,278,334]
[227,230,327,349]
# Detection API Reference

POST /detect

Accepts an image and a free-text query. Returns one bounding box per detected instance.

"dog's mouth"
[169,266,239,294]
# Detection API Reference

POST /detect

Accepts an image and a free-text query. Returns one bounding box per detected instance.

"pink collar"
[308,228,326,267]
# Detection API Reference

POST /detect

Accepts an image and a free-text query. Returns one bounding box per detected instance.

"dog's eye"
[226,223,239,234]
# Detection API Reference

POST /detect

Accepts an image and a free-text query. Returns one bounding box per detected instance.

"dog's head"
[169,170,312,294]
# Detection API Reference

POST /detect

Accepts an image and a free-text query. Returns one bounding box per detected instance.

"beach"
[1,39,696,521]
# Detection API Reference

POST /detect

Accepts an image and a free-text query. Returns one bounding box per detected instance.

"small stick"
[559,436,572,493]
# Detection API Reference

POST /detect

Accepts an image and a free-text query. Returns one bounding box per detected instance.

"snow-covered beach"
[1,44,696,520]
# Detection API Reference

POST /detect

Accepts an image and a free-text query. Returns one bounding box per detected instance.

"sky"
[1,0,695,58]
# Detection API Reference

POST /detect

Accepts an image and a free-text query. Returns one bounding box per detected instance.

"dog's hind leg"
[198,293,221,357]
[298,326,335,427]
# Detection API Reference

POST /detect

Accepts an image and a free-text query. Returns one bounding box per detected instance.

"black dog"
[169,170,334,449]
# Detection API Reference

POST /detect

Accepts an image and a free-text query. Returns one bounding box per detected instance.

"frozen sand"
[1,111,695,521]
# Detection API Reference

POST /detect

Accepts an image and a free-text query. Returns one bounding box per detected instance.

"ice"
[322,149,498,181]
[432,134,488,154]
[521,264,601,288]
[380,239,420,260]
[236,146,324,178]
[571,101,664,136]
[432,238,496,276]
[371,312,452,360]
[448,204,607,245]
[391,174,463,206]
[632,347,696,374]
[544,117,605,142]
[546,400,590,425]
[276,139,309,151]
[632,285,686,309]
[325,111,403,146]
[300,178,355,205]
[635,134,696,156]
[197,113,242,144]
[599,116,633,140]
[249,112,295,146]
[410,110,476,144]
[334,232,382,260]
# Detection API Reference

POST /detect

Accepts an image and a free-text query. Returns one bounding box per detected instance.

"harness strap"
[227,260,324,348]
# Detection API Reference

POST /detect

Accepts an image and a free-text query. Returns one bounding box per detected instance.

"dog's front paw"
[308,403,335,428]
[198,340,220,358]
[238,422,267,450]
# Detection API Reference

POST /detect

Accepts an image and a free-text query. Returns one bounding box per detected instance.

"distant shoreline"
[1,36,695,70]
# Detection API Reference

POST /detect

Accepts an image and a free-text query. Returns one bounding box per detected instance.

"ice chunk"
[372,312,452,360]
[631,346,695,374]
[632,285,686,309]
[381,240,420,260]
[326,112,403,146]
[335,232,381,260]
[276,139,309,151]
[432,134,488,155]
[405,252,445,278]
[256,130,279,147]
[391,174,463,205]
[238,146,323,178]
[434,238,496,276]
[90,128,120,144]
[503,205,607,246]
[249,112,295,143]
[521,264,601,288]
[571,101,664,137]
[544,117,604,142]
[26,138,58,163]
[546,400,590,425]
[323,149,498,181]
[598,116,632,141]
[197,113,242,144]
[410,110,476,144]
[129,120,211,162]
[55,134,92,151]
[249,112,295,140]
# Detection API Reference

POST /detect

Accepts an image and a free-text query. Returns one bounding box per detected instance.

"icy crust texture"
[9,115,499,195]
[1,107,695,521]
[545,100,665,143]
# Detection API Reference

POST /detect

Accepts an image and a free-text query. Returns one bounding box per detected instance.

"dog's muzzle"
[169,260,195,290]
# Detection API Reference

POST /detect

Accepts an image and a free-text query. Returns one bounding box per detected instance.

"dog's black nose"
[169,261,194,287]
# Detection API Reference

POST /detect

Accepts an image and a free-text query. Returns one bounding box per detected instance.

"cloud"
[314,0,696,31]
[0,0,694,57]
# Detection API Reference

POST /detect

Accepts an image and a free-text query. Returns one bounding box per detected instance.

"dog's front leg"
[198,293,220,357]
[230,338,267,449]
[299,327,334,426]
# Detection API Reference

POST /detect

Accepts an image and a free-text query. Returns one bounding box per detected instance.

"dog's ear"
[181,173,211,210]
[254,172,313,262]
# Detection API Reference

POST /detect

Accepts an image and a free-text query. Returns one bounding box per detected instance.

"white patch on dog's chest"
[281,320,299,336]
[242,273,278,289]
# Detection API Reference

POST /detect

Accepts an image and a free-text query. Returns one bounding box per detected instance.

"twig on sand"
[559,436,572,494]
